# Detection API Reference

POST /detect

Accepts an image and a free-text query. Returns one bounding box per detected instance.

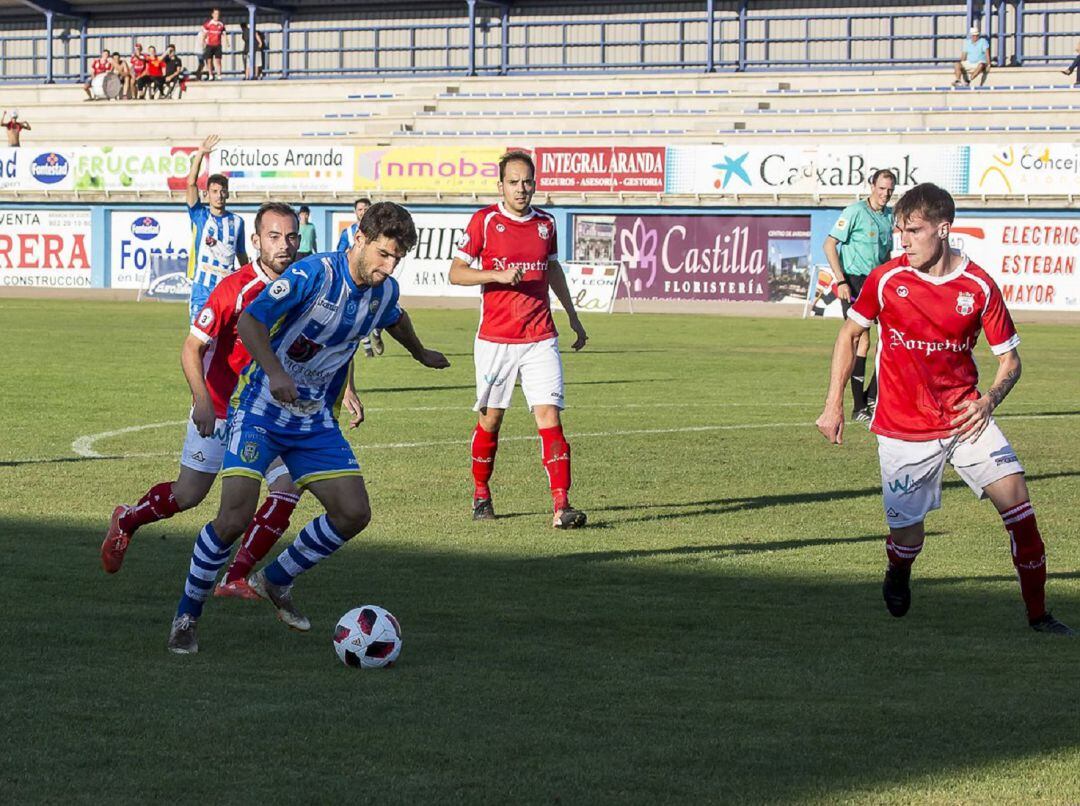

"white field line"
[58,410,1080,462]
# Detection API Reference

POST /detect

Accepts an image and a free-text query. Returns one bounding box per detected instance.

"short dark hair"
[893,182,955,225]
[354,197,372,208]
[166,43,175,50]
[298,205,311,214]
[499,150,535,182]
[870,169,897,185]
[254,202,298,234]
[358,201,417,252]
[207,173,229,190]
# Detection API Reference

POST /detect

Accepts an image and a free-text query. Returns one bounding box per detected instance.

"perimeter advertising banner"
[0,208,91,287]
[535,146,665,193]
[210,146,354,193]
[967,144,1080,196]
[353,146,503,194]
[664,145,970,196]
[573,213,812,302]
[951,217,1080,311]
[110,209,257,290]
[73,146,199,192]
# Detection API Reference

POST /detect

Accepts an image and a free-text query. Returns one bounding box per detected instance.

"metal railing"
[0,3,1077,84]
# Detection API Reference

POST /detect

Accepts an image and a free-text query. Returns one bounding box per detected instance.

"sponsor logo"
[316,298,339,314]
[835,218,847,230]
[955,291,975,316]
[286,333,323,363]
[30,152,70,184]
[537,222,551,240]
[483,373,508,387]
[240,442,260,463]
[196,307,215,328]
[896,285,909,298]
[204,234,217,247]
[550,391,564,400]
[887,474,920,495]
[886,507,901,518]
[888,327,973,357]
[991,446,1020,466]
[369,299,380,313]
[191,451,206,463]
[131,216,161,241]
[146,272,192,297]
[711,151,751,189]
[268,278,290,299]
[456,232,470,250]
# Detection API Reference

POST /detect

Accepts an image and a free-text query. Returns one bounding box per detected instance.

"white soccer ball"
[333,605,402,669]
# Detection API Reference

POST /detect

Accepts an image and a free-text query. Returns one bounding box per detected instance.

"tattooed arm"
[951,348,1021,443]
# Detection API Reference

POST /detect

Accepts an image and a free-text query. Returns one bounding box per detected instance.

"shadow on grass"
[5,513,1080,803]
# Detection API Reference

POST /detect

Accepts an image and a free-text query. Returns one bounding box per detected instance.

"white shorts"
[473,336,565,412]
[962,60,984,71]
[180,416,228,474]
[877,418,1024,528]
[180,415,292,485]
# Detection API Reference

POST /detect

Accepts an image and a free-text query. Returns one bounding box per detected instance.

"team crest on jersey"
[268,278,290,300]
[369,299,381,314]
[196,307,214,328]
[896,285,909,298]
[205,235,217,247]
[955,291,976,316]
[495,223,506,233]
[537,222,551,240]
[240,442,259,464]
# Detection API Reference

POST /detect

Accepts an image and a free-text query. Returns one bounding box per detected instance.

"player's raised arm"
[816,317,868,445]
[236,310,298,404]
[546,259,588,351]
[186,134,218,208]
[385,309,450,369]
[180,333,216,437]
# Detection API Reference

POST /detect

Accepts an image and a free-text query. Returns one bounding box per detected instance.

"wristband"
[836,280,849,286]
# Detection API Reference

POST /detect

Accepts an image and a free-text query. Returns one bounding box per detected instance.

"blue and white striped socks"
[262,514,347,587]
[176,522,231,619]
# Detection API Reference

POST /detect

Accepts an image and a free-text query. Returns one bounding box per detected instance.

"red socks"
[538,425,572,512]
[119,481,181,535]
[471,424,499,500]
[1002,500,1047,622]
[886,535,923,569]
[225,490,300,583]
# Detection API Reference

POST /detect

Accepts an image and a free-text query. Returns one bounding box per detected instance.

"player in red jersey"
[101,203,363,592]
[449,150,589,529]
[83,49,112,100]
[199,7,226,81]
[816,183,1073,635]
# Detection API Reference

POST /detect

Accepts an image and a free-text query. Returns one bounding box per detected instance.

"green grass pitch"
[3,298,1079,803]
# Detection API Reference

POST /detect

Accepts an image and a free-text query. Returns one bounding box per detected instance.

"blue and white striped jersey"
[234,251,403,431]
[188,201,246,291]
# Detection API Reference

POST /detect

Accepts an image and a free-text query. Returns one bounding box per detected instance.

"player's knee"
[328,501,371,538]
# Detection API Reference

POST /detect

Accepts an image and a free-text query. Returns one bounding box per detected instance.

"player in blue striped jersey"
[167,202,450,653]
[185,134,249,323]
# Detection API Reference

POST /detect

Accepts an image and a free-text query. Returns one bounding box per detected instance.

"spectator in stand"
[130,44,148,98]
[1062,39,1080,87]
[240,22,267,80]
[163,44,187,99]
[112,52,134,100]
[84,48,112,100]
[198,8,226,80]
[2,110,30,147]
[138,46,167,99]
[953,26,990,88]
[297,205,317,259]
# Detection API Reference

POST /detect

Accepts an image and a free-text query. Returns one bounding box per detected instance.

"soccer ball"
[333,605,402,669]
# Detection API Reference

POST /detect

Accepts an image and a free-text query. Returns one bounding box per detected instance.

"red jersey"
[189,262,273,418]
[203,19,225,47]
[91,57,111,75]
[145,56,165,78]
[455,203,559,344]
[849,254,1019,441]
[130,53,146,76]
